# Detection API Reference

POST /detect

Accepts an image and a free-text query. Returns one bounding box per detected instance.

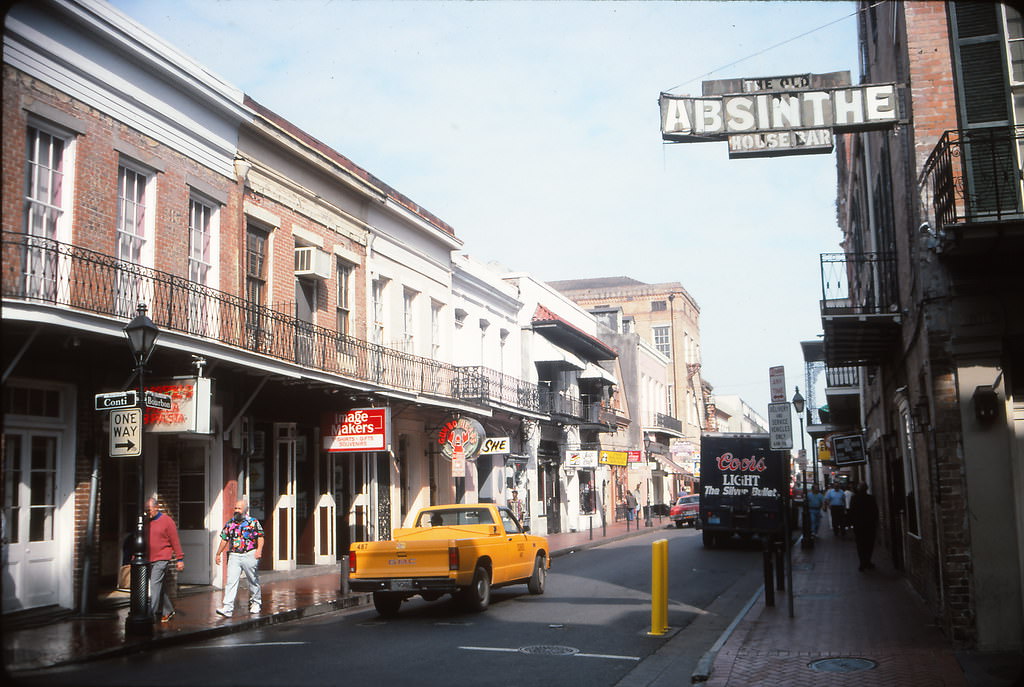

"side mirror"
[522,525,530,533]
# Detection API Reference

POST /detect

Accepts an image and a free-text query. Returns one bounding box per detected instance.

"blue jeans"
[222,550,261,613]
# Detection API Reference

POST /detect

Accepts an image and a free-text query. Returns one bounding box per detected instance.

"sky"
[110,0,860,420]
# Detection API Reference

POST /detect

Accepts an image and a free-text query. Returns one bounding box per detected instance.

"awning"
[532,335,585,371]
[579,362,618,385]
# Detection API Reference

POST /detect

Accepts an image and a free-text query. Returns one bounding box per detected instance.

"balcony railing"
[919,126,1024,230]
[454,366,540,413]
[654,412,683,433]
[1,232,535,409]
[540,390,583,420]
[820,252,899,317]
[825,365,859,388]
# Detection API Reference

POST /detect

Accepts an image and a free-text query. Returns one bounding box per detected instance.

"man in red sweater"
[145,497,185,622]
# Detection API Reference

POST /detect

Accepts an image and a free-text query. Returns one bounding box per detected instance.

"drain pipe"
[79,452,101,614]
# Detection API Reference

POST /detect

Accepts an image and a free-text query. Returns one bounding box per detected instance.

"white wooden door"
[313,451,336,565]
[176,442,209,584]
[2,430,61,612]
[272,423,296,570]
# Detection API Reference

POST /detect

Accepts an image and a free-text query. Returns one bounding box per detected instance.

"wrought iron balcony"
[1,232,533,410]
[819,252,901,366]
[454,366,540,413]
[919,126,1024,248]
[540,389,583,421]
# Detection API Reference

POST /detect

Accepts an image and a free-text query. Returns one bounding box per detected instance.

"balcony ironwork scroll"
[2,233,534,410]
[919,126,1024,231]
[819,252,899,317]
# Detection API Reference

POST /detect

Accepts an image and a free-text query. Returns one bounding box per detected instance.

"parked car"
[670,494,700,528]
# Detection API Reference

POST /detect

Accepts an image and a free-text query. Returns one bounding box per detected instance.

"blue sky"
[110,0,860,419]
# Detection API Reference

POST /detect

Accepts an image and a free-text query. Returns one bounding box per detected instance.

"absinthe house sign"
[659,71,904,158]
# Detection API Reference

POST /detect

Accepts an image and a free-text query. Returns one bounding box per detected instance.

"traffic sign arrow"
[113,439,136,452]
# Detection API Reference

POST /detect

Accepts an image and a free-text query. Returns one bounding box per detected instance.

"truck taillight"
[348,552,357,574]
[448,546,459,571]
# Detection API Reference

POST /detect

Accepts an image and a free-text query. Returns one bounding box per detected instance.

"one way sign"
[110,408,142,457]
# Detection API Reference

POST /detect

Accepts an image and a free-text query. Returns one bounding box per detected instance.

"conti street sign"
[110,408,142,457]
[95,390,138,411]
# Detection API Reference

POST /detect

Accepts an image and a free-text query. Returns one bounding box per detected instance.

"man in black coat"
[848,482,879,571]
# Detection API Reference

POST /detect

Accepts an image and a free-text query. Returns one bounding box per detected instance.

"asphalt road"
[23,526,765,687]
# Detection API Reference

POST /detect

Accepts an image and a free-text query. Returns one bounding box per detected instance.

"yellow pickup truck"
[348,503,549,617]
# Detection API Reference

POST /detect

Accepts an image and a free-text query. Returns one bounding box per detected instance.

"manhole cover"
[519,645,579,656]
[809,657,878,673]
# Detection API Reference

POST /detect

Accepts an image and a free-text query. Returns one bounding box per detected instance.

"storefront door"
[313,451,335,565]
[2,430,61,612]
[176,441,209,584]
[273,423,297,570]
[338,452,372,550]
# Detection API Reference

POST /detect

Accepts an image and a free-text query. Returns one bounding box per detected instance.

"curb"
[9,594,372,674]
[690,584,763,684]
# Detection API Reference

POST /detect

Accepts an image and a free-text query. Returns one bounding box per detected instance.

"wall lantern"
[972,385,999,423]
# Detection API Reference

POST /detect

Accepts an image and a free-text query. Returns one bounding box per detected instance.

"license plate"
[708,516,721,524]
[390,579,415,591]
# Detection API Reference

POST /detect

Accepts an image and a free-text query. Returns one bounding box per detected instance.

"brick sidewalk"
[701,526,967,687]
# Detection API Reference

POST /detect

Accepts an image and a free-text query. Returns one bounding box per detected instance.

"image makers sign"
[659,71,904,158]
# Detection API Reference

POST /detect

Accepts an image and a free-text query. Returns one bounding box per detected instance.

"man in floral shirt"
[215,499,264,617]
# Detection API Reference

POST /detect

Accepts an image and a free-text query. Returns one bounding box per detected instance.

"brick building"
[818,1,1023,651]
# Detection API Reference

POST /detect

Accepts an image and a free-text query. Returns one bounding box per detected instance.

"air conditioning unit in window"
[294,246,331,280]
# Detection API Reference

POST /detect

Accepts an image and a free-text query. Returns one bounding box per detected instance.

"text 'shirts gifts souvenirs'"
[322,408,391,452]
[438,417,485,478]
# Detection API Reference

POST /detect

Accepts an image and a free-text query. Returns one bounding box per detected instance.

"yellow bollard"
[649,538,669,635]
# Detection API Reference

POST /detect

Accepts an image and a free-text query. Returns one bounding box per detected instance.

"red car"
[670,494,700,528]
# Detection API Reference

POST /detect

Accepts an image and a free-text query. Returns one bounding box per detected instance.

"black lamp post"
[792,387,812,550]
[643,433,653,527]
[123,304,159,637]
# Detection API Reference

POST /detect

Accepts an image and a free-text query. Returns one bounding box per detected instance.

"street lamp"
[123,304,160,637]
[792,386,812,550]
[643,433,653,527]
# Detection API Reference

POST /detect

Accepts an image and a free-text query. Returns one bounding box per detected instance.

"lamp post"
[792,387,812,550]
[643,433,653,528]
[123,304,160,637]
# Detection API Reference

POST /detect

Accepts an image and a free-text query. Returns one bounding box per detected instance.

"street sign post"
[109,408,142,457]
[95,390,138,411]
[767,402,793,450]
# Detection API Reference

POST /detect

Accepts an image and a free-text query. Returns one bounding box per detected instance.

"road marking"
[186,642,309,649]
[459,646,639,662]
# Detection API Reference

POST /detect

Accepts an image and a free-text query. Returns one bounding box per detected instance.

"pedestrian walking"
[215,499,265,617]
[144,496,185,622]
[843,484,855,534]
[805,485,824,537]
[824,483,847,537]
[849,482,879,571]
[625,490,638,522]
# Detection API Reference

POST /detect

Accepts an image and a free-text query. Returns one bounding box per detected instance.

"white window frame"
[430,301,443,359]
[23,120,76,302]
[372,277,387,345]
[115,160,156,316]
[336,259,352,337]
[187,193,220,336]
[652,325,671,358]
[402,288,417,353]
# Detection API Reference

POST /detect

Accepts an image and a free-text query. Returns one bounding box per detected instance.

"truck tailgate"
[350,539,454,578]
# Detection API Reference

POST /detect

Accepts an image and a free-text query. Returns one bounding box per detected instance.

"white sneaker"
[215,607,231,617]
[249,605,261,614]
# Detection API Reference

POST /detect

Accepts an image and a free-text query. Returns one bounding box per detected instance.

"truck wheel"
[461,566,491,612]
[674,520,684,529]
[702,531,716,548]
[527,555,546,595]
[373,592,403,618]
